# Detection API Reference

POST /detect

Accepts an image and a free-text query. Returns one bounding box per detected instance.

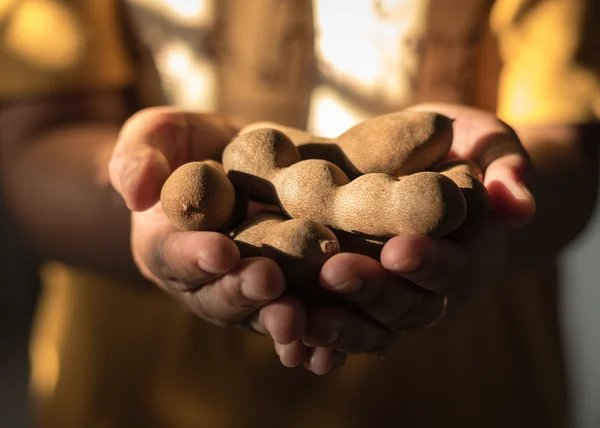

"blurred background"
[1,0,599,427]
[562,220,600,428]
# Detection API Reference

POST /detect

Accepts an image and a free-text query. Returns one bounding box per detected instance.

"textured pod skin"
[225,129,466,238]
[233,213,341,307]
[435,160,491,239]
[240,111,453,178]
[262,218,339,268]
[160,161,235,231]
[238,121,358,177]
[262,219,340,306]
[239,121,333,147]
[275,161,467,238]
[335,111,454,176]
[222,128,300,203]
[272,159,350,226]
[232,212,286,257]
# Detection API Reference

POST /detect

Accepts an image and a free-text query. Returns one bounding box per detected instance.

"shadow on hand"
[486,179,533,227]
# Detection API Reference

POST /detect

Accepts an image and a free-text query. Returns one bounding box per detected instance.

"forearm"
[507,123,599,268]
[0,90,144,281]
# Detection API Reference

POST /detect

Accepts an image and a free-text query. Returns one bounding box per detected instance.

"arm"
[0,89,142,280]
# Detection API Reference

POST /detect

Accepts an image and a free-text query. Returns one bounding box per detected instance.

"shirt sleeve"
[491,0,600,126]
[0,0,134,102]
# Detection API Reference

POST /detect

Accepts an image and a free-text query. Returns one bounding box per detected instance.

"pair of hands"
[108,104,536,375]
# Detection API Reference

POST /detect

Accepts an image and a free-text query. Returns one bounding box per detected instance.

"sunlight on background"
[130,0,428,130]
[315,0,380,90]
[313,0,426,106]
[309,0,429,137]
[308,85,367,137]
[127,0,217,109]
[155,39,216,110]
[2,0,83,70]
[130,0,214,27]
[160,41,193,76]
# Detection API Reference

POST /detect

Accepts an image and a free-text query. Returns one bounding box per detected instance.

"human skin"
[1,92,598,374]
[107,103,597,374]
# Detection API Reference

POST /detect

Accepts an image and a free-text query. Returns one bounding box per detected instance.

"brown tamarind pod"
[197,160,249,233]
[274,161,467,238]
[335,110,454,176]
[223,128,301,203]
[232,213,342,307]
[262,219,341,307]
[435,160,491,239]
[160,160,236,231]
[240,121,333,147]
[239,121,360,178]
[240,112,454,179]
[232,212,286,257]
[224,129,467,238]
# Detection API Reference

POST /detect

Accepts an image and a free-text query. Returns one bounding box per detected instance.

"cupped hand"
[303,104,536,374]
[109,107,308,368]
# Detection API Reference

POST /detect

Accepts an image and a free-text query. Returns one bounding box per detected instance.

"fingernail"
[328,278,362,294]
[120,157,147,209]
[241,283,275,303]
[325,330,339,346]
[303,329,338,347]
[392,254,421,273]
[509,181,534,203]
[197,256,227,276]
[302,337,316,347]
[310,350,333,376]
[121,165,136,202]
[390,238,437,273]
[274,343,283,358]
[302,349,319,372]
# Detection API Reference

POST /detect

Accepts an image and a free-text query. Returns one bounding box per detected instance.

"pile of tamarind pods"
[160,111,491,307]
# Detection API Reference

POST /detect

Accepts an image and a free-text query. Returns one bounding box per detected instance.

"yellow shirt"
[1,1,599,427]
